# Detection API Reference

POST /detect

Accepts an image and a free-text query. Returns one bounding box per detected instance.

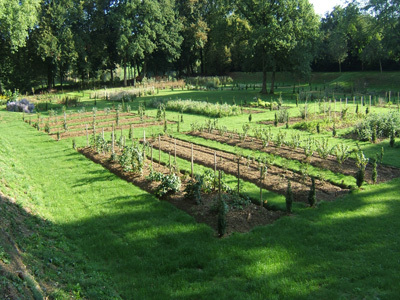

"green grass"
[2,72,400,299]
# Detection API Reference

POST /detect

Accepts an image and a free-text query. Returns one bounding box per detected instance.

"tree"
[0,0,41,49]
[33,0,77,90]
[327,29,348,72]
[116,0,182,85]
[235,0,319,94]
[175,0,210,75]
[365,0,400,62]
[0,0,41,92]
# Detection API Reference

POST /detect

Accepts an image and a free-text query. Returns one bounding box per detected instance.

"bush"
[308,177,316,207]
[6,99,35,113]
[184,175,203,204]
[286,180,293,213]
[150,99,240,118]
[355,111,400,141]
[155,173,181,198]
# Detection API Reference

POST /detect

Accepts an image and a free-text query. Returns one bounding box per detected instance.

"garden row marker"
[237,157,240,194]
[174,139,177,164]
[86,124,89,147]
[214,151,217,190]
[151,145,153,167]
[191,143,194,178]
[112,124,115,157]
[158,135,161,164]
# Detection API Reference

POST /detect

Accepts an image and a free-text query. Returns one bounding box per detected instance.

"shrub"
[308,177,316,207]
[217,197,229,237]
[372,158,378,184]
[355,149,368,188]
[355,111,400,141]
[118,143,144,174]
[184,175,203,204]
[155,173,181,198]
[146,167,164,182]
[150,98,240,118]
[286,180,293,213]
[6,99,35,113]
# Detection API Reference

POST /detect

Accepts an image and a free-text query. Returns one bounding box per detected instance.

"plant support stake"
[191,143,194,178]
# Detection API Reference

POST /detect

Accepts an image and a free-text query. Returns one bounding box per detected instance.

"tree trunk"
[200,48,204,75]
[261,57,268,94]
[269,65,276,94]
[123,57,127,87]
[110,68,114,82]
[379,59,383,73]
[339,60,342,73]
[47,61,53,91]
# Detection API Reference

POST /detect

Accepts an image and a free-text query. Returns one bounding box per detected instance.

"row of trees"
[0,0,399,94]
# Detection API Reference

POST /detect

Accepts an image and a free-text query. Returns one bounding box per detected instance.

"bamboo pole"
[158,135,161,164]
[86,124,89,147]
[151,145,153,167]
[191,143,194,178]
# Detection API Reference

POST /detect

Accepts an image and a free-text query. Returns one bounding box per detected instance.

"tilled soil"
[149,136,349,203]
[188,130,400,184]
[78,147,283,235]
[47,120,175,139]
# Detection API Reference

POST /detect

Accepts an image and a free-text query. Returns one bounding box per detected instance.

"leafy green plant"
[155,173,181,198]
[390,129,396,147]
[372,158,378,184]
[303,138,315,161]
[286,180,293,213]
[315,138,331,159]
[354,148,369,188]
[355,111,400,141]
[146,167,164,182]
[308,177,316,207]
[118,143,144,174]
[184,174,203,204]
[275,130,286,148]
[334,143,351,164]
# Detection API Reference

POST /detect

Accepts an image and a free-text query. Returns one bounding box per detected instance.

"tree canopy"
[0,0,399,92]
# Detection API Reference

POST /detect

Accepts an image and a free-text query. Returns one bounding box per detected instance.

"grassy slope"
[1,92,400,298]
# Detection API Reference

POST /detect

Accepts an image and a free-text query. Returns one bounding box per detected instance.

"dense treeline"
[0,0,399,93]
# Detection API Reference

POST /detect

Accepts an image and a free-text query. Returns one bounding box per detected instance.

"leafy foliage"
[155,173,181,198]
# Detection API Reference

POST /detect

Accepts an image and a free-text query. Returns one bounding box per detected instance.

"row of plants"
[354,110,400,143]
[184,76,233,89]
[150,98,241,118]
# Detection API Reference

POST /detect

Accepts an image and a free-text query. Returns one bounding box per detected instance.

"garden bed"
[78,147,282,236]
[186,130,400,184]
[149,136,349,203]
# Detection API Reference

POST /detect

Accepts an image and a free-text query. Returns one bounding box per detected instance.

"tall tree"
[0,0,41,92]
[116,0,182,86]
[235,0,319,94]
[365,0,400,62]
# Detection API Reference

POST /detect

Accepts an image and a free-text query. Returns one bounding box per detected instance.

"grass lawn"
[1,72,400,299]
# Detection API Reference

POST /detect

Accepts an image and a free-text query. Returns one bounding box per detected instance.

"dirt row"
[78,147,282,235]
[49,120,175,139]
[188,130,400,184]
[148,136,349,203]
[45,111,141,127]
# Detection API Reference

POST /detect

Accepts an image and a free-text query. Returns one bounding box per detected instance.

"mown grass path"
[1,111,400,299]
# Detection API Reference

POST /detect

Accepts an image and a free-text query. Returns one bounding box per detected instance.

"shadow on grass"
[16,178,397,299]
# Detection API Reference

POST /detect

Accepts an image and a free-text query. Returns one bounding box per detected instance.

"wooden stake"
[191,143,194,178]
[169,152,171,172]
[214,151,217,190]
[86,124,89,147]
[111,124,115,156]
[174,139,177,164]
[151,145,153,167]
[158,135,161,164]
[260,167,263,207]
[237,157,240,194]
